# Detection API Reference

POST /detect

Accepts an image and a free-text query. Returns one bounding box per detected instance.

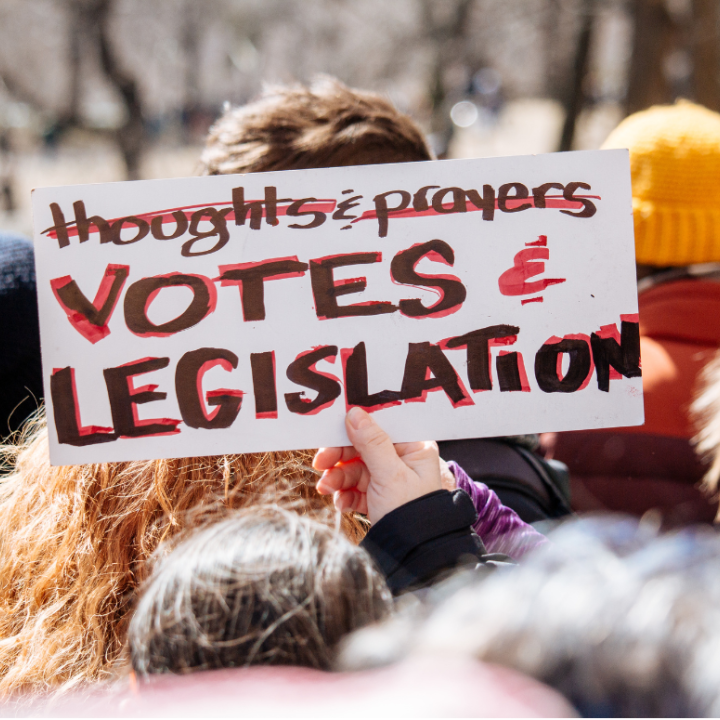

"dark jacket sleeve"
[0,234,43,438]
[360,489,502,595]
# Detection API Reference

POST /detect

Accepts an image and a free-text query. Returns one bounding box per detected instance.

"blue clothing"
[0,232,43,437]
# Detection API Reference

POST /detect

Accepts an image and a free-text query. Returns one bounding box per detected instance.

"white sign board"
[32,150,643,465]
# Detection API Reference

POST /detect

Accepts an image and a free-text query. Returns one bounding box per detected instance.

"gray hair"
[338,515,720,717]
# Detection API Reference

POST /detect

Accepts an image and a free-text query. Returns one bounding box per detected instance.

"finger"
[439,458,457,491]
[316,476,332,495]
[313,446,360,471]
[391,440,442,495]
[354,493,368,516]
[394,440,439,464]
[345,407,407,480]
[394,440,433,459]
[393,440,440,475]
[333,489,366,514]
[316,460,370,495]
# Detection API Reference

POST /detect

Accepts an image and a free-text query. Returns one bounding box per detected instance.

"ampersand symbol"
[497,235,566,303]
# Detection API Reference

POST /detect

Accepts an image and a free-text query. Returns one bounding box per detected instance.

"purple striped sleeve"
[448,461,549,559]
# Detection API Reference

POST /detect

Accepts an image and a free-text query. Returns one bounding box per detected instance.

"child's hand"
[313,406,442,524]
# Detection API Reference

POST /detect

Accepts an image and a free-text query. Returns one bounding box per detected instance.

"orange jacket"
[633,279,720,438]
[544,279,720,524]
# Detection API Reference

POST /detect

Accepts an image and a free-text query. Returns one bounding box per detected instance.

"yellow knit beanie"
[602,100,720,266]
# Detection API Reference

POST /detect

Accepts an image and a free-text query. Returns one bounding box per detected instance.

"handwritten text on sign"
[32,150,642,465]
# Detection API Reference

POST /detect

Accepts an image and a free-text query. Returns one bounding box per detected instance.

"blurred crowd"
[2,66,720,717]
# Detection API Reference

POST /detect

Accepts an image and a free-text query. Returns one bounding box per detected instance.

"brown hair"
[0,413,365,695]
[200,77,433,176]
[128,506,391,675]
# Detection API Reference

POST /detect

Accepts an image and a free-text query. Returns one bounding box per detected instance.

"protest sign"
[32,149,642,465]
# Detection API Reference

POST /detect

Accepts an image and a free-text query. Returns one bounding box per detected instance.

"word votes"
[44,180,599,255]
[51,239,469,344]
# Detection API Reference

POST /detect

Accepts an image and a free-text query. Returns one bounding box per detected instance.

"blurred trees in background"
[627,0,720,113]
[0,0,716,192]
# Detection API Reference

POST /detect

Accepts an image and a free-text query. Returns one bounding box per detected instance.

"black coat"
[360,489,512,595]
[0,233,43,438]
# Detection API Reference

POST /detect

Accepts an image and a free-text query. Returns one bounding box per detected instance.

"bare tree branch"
[0,67,50,113]
[88,0,145,179]
[691,0,720,111]
[62,0,83,126]
[626,0,678,114]
[420,0,477,156]
[558,0,594,152]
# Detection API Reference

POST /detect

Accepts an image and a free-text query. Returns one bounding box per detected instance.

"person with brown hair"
[128,506,391,675]
[202,77,573,529]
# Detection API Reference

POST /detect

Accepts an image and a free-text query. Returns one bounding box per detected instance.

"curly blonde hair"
[0,412,365,696]
[693,350,720,519]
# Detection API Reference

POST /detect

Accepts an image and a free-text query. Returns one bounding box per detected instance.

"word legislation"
[32,150,643,465]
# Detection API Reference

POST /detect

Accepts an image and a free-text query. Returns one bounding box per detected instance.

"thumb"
[345,407,405,479]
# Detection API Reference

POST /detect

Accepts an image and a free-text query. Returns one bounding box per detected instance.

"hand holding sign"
[314,407,442,523]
